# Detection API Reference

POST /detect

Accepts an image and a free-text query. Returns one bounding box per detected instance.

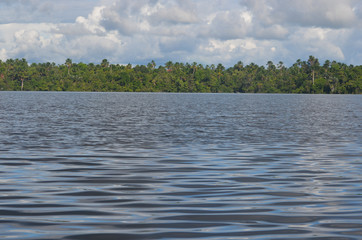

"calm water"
[0,92,361,240]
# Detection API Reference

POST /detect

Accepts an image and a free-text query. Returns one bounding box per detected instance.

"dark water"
[0,92,361,240]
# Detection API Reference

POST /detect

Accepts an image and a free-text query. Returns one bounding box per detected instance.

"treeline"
[0,56,361,93]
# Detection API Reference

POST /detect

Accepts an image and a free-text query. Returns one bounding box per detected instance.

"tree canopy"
[0,57,360,93]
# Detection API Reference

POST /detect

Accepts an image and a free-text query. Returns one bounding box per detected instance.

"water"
[0,92,361,240]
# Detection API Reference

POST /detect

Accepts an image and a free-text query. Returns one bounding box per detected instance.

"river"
[0,92,361,239]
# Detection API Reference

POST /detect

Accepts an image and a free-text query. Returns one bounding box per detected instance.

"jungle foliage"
[0,56,361,93]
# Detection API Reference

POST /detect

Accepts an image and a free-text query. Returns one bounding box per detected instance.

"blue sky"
[0,0,361,67]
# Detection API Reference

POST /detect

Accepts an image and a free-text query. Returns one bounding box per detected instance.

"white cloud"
[254,24,289,40]
[149,1,198,25]
[0,48,8,60]
[0,0,361,66]
[76,6,106,34]
[242,0,359,28]
[0,23,57,61]
[206,10,251,40]
[288,27,348,62]
[0,0,99,24]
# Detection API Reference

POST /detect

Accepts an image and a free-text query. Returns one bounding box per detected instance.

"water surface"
[0,92,361,239]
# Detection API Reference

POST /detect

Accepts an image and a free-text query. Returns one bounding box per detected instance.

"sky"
[0,0,361,67]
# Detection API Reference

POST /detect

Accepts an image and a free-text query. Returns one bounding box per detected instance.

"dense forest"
[0,56,361,93]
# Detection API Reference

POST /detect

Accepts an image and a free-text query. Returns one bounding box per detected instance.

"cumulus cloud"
[0,23,66,63]
[205,10,251,40]
[288,27,349,61]
[75,6,107,35]
[242,0,358,28]
[0,0,361,66]
[148,0,199,25]
[99,0,199,36]
[0,0,99,24]
[254,24,289,40]
[0,48,8,60]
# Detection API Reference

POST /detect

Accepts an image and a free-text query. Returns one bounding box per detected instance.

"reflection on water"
[0,92,361,240]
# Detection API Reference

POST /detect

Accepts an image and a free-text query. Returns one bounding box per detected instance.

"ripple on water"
[0,92,361,240]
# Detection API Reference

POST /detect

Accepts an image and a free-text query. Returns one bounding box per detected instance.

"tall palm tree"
[308,56,319,85]
[65,58,72,76]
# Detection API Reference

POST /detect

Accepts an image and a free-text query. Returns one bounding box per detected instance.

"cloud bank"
[0,0,361,66]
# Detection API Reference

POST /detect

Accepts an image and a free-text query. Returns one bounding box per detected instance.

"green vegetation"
[0,56,361,93]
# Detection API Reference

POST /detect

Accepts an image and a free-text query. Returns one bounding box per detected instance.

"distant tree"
[147,60,156,70]
[308,55,320,86]
[65,58,72,76]
[101,59,110,68]
[267,61,276,71]
[8,58,29,90]
[234,61,244,71]
[165,61,173,71]
[0,57,360,93]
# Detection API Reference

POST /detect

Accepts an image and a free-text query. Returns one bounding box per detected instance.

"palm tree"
[192,62,197,76]
[165,61,173,72]
[308,56,319,85]
[101,59,109,68]
[267,61,275,71]
[65,58,72,76]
